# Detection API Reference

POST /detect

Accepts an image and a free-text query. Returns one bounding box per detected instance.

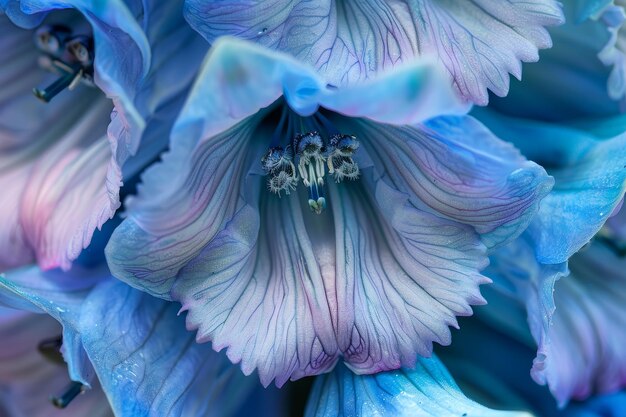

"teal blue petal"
[0,269,259,417]
[79,279,256,417]
[475,109,626,263]
[305,354,532,417]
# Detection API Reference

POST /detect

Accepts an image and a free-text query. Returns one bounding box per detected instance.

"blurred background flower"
[0,0,207,271]
[0,305,113,417]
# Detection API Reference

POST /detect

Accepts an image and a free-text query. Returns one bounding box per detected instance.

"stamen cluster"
[261,131,360,214]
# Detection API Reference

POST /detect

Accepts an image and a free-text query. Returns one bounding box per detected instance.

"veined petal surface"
[0,269,259,417]
[80,279,256,417]
[305,354,532,417]
[184,0,564,104]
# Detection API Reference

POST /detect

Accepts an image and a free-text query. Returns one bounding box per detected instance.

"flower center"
[261,109,360,214]
[32,24,95,102]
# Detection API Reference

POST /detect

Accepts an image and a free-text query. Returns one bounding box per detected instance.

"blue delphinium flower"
[0,265,287,417]
[104,37,553,387]
[0,0,207,271]
[181,0,564,105]
[0,306,113,416]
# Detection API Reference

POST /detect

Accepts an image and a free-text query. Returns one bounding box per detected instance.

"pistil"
[50,381,85,409]
[33,68,80,102]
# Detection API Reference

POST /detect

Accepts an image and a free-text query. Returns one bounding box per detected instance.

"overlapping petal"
[538,242,626,405]
[183,0,564,105]
[476,109,626,263]
[80,279,256,417]
[360,115,554,249]
[0,268,261,417]
[0,0,206,271]
[438,315,626,417]
[305,354,531,417]
[0,265,109,384]
[483,232,626,406]
[106,38,552,385]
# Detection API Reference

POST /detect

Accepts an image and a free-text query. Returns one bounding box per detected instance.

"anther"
[327,134,360,182]
[66,35,94,67]
[34,25,71,57]
[50,381,85,409]
[262,147,297,196]
[295,132,324,165]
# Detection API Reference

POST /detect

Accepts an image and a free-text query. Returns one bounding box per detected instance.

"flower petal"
[106,117,263,298]
[485,234,626,406]
[79,279,256,417]
[539,242,626,405]
[476,110,626,263]
[347,115,553,250]
[481,237,568,399]
[305,354,531,417]
[330,177,488,375]
[173,193,339,387]
[184,0,563,104]
[318,60,470,124]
